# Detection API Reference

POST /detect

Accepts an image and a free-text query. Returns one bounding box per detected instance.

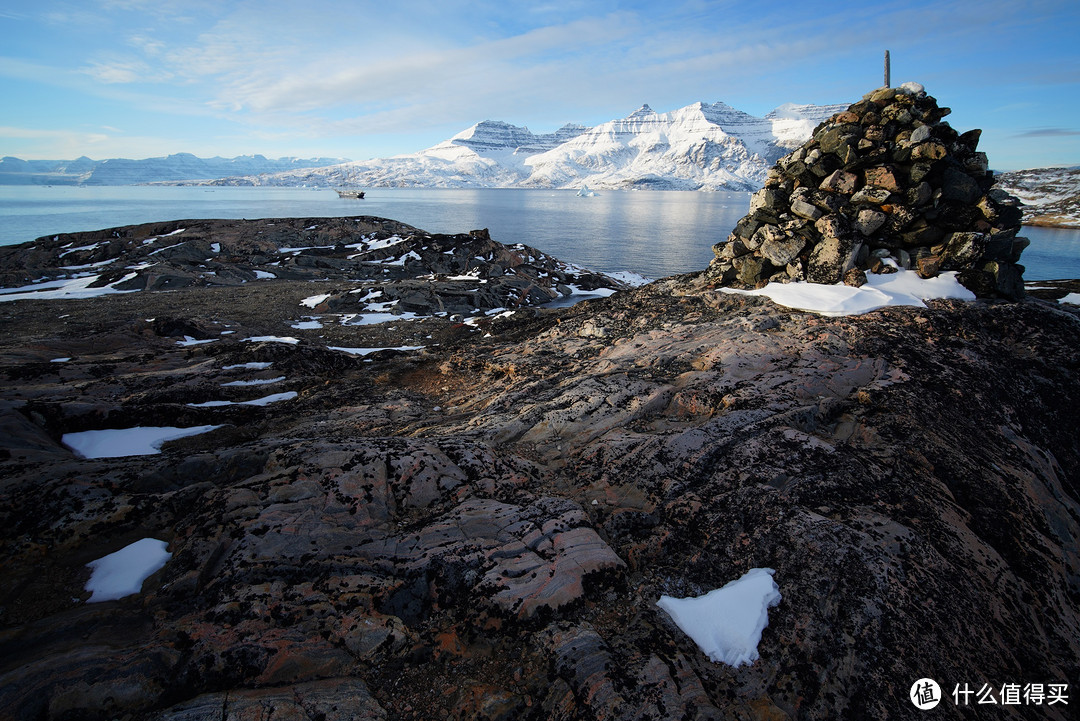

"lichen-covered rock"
[707,86,1029,299]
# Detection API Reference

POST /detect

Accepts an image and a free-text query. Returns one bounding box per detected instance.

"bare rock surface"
[1,216,1079,720]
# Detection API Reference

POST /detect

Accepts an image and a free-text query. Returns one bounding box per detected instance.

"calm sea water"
[1,185,1077,280]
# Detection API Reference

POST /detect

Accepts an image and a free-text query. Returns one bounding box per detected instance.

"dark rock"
[759,234,806,267]
[843,267,868,287]
[942,166,983,204]
[864,165,903,192]
[854,208,887,236]
[819,169,859,194]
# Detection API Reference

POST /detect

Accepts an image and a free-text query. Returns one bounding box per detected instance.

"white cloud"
[82,59,155,84]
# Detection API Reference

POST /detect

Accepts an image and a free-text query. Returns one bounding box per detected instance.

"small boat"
[335,189,365,199]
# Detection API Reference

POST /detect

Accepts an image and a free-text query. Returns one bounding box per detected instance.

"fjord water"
[1,185,1077,280]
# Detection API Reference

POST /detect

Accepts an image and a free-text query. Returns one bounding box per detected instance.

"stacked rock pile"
[705,83,1028,299]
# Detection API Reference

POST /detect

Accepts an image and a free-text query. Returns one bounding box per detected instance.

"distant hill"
[200,100,849,192]
[994,166,1080,228]
[0,153,350,186]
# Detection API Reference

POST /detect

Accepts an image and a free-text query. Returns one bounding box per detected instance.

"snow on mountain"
[994,166,1080,228]
[521,101,848,191]
[212,100,847,192]
[0,153,350,186]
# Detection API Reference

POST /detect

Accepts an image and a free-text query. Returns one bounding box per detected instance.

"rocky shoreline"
[1,212,1079,720]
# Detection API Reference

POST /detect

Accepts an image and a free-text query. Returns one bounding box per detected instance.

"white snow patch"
[720,268,975,316]
[243,335,300,345]
[606,271,652,287]
[85,538,172,603]
[343,312,421,326]
[221,376,285,387]
[210,242,221,253]
[290,317,323,329]
[1060,293,1080,305]
[176,336,217,346]
[657,568,781,667]
[58,242,102,257]
[147,242,184,256]
[279,244,334,254]
[60,259,114,271]
[253,270,276,279]
[50,357,72,363]
[0,275,139,302]
[223,362,273,370]
[300,293,331,308]
[345,234,407,256]
[568,284,618,297]
[381,250,422,266]
[63,425,222,458]
[187,391,297,408]
[329,346,424,356]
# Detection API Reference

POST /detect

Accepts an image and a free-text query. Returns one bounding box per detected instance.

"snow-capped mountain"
[0,153,350,186]
[212,100,848,191]
[520,101,845,190]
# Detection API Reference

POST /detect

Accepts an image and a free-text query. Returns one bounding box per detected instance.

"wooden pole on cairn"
[884,50,891,88]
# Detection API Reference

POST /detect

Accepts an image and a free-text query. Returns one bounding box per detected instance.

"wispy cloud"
[82,59,160,84]
[0,125,112,158]
[1015,128,1080,137]
[0,125,108,142]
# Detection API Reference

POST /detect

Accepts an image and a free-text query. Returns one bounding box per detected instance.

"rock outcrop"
[707,84,1030,299]
[0,217,630,318]
[1,218,1079,720]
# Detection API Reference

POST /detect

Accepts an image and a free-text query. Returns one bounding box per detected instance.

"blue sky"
[1,0,1078,170]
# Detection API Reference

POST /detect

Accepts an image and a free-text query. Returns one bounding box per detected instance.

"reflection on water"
[356,188,749,278]
[1,185,1077,280]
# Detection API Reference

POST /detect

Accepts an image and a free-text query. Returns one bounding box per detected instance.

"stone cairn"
[705,83,1028,299]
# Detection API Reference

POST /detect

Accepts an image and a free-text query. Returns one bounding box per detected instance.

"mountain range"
[206,101,850,191]
[0,100,848,191]
[0,153,350,186]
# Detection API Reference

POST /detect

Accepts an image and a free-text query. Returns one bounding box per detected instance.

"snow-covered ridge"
[206,100,848,192]
[994,166,1080,228]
